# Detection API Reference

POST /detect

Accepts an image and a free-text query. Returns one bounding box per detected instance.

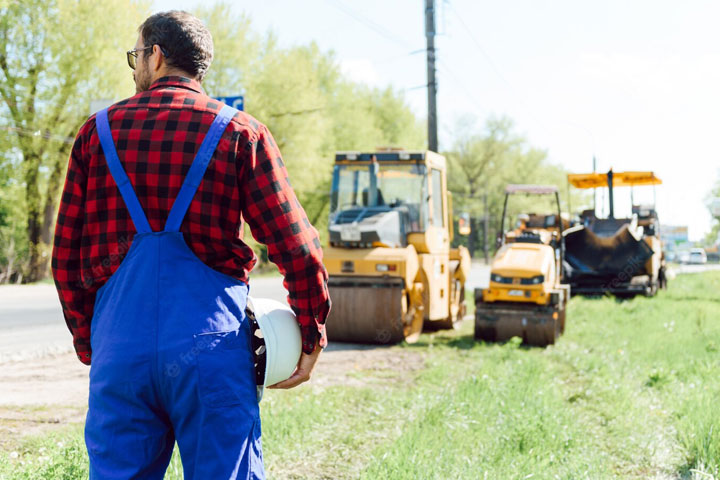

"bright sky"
[152,0,720,240]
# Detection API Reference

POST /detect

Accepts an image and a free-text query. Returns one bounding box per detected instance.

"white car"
[688,248,707,264]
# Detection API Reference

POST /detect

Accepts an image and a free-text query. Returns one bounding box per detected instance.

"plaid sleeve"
[51,124,96,365]
[238,124,330,354]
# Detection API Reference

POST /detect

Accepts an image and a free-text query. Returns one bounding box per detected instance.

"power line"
[446,3,515,97]
[402,84,430,92]
[322,1,433,97]
[325,0,415,51]
[447,2,598,163]
[373,49,426,65]
[437,59,488,116]
[445,2,552,135]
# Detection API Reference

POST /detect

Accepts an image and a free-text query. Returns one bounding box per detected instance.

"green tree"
[0,0,148,282]
[0,131,26,282]
[0,0,428,280]
[445,116,577,258]
[197,2,424,254]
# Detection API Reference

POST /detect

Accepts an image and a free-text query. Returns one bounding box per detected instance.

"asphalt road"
[9,261,718,363]
[0,275,293,363]
[670,263,720,275]
[0,262,491,363]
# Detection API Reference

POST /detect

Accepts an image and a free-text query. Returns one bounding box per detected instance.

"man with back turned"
[52,10,330,478]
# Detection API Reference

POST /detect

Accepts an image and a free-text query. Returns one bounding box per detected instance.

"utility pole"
[483,192,489,263]
[425,0,438,152]
[592,155,597,213]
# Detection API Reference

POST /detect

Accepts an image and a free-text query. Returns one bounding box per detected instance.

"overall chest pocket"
[193,328,255,408]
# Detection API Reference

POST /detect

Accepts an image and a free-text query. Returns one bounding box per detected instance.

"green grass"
[1,272,719,479]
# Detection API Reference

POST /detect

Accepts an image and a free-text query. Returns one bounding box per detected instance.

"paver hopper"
[564,170,667,296]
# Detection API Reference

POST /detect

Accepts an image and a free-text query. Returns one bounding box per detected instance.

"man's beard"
[133,63,152,93]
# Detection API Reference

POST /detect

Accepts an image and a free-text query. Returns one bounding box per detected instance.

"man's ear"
[151,44,164,73]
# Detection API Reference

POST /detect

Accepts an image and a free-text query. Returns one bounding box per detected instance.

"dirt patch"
[0,343,425,450]
[311,343,426,388]
[0,353,89,450]
[0,353,89,407]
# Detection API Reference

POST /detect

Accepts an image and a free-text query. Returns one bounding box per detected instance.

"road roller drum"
[325,276,422,344]
[474,297,562,347]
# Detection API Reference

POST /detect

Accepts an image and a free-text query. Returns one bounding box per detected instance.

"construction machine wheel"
[553,287,569,334]
[474,299,559,347]
[450,259,468,322]
[456,285,467,320]
[640,274,660,297]
[558,306,566,334]
[325,276,423,344]
[658,266,668,290]
[427,276,466,330]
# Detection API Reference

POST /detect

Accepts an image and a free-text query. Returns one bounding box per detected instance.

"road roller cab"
[324,150,470,344]
[475,185,570,347]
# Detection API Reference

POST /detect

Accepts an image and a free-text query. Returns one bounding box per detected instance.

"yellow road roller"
[323,150,470,344]
[475,185,570,347]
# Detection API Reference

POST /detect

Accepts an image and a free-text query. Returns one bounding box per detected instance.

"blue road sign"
[214,95,244,111]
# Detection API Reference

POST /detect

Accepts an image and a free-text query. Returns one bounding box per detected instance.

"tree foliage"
[195,3,424,255]
[446,116,580,257]
[0,1,575,281]
[0,0,148,282]
[0,1,424,281]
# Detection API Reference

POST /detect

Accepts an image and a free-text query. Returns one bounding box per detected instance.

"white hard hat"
[246,297,302,402]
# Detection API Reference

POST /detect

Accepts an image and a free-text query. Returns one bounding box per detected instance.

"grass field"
[1,272,719,479]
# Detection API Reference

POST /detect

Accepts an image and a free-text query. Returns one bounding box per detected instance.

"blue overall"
[86,105,264,479]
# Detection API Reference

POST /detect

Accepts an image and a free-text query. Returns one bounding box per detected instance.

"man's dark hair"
[139,11,213,81]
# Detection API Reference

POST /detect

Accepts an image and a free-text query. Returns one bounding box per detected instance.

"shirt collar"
[148,76,205,94]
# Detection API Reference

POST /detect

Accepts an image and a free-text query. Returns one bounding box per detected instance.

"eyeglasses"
[126,46,153,70]
[126,45,167,70]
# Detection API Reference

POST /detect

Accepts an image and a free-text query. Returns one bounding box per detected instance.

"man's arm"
[51,131,95,365]
[238,123,330,359]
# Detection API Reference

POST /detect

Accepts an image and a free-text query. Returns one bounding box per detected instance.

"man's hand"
[267,343,322,389]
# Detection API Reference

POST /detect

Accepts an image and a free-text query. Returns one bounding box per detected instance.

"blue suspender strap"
[95,108,152,234]
[164,105,238,232]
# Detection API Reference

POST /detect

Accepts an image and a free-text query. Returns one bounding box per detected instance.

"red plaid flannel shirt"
[52,76,329,365]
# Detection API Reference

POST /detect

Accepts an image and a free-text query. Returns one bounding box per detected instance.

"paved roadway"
[670,263,720,275]
[13,261,720,362]
[0,275,294,363]
[0,262,491,363]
